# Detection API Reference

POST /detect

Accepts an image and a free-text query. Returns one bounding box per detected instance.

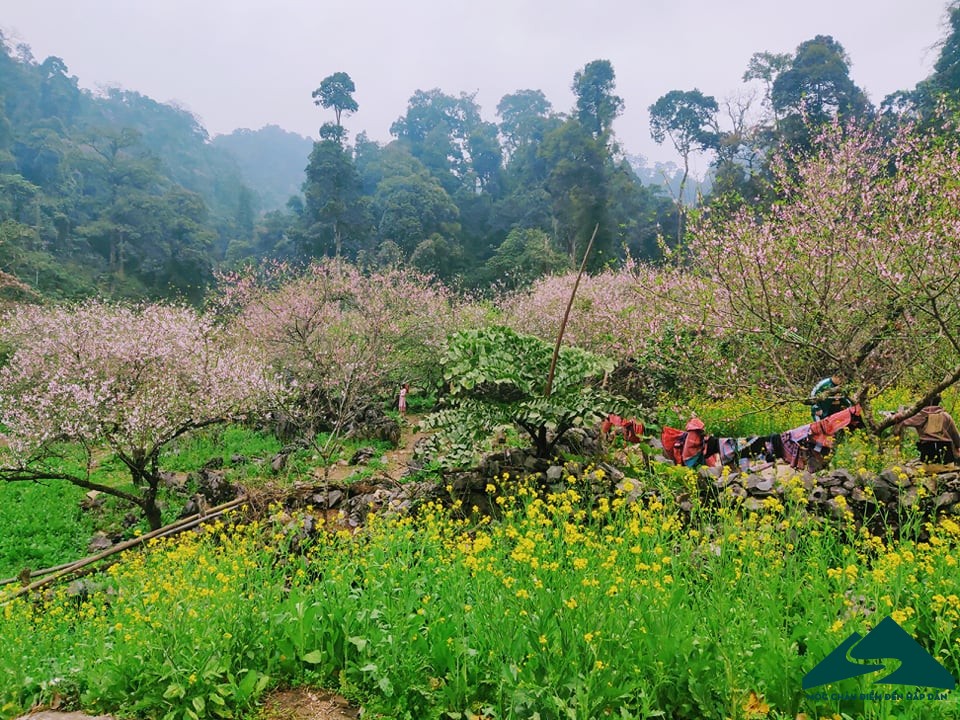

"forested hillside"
[3,1,960,300]
[0,36,259,300]
[211,125,314,213]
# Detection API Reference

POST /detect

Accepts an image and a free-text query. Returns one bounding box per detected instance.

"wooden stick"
[544,224,599,398]
[0,558,88,587]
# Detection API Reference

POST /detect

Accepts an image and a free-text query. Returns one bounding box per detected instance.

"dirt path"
[256,688,360,720]
[258,416,430,719]
[319,414,430,484]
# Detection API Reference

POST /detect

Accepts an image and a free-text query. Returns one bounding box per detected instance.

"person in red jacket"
[896,393,960,464]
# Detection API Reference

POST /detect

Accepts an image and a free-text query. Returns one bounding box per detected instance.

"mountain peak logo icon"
[803,615,956,690]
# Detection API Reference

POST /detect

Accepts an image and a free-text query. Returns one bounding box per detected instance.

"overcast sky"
[1,1,953,171]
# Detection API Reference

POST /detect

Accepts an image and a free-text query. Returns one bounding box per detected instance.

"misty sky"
[1,0,952,171]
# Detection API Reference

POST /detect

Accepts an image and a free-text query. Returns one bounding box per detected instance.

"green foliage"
[0,43,243,301]
[402,391,437,415]
[421,326,631,463]
[1,482,957,720]
[660,393,811,438]
[0,480,93,578]
[484,227,571,289]
[161,425,284,480]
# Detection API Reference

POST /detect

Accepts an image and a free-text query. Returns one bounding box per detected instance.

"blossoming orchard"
[1,119,960,719]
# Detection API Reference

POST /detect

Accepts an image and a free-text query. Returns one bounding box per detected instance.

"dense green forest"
[2,2,960,300]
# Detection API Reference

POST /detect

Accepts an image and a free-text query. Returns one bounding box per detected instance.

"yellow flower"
[891,607,914,624]
[743,690,770,717]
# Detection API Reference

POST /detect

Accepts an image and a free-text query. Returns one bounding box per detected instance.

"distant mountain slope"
[212,125,314,211]
[0,34,251,300]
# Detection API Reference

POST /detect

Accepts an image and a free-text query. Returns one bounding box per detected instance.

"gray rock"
[934,492,960,509]
[87,532,113,553]
[726,483,747,499]
[311,489,344,509]
[745,476,773,494]
[851,487,875,503]
[900,487,919,508]
[879,468,907,487]
[830,468,856,485]
[80,490,105,510]
[598,462,625,482]
[546,465,564,481]
[808,487,828,503]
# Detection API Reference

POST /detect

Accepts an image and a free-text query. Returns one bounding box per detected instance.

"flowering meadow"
[2,119,960,719]
[1,468,958,720]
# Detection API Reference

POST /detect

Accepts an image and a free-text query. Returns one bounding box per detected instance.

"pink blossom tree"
[0,301,278,529]
[497,258,723,402]
[215,259,472,438]
[689,118,960,428]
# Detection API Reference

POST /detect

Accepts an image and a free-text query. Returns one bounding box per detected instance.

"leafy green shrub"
[420,326,638,465]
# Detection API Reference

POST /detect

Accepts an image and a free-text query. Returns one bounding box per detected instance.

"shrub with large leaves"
[420,326,635,465]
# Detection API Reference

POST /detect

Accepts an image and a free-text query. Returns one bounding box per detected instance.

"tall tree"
[390,88,483,192]
[649,89,718,241]
[311,72,359,129]
[541,119,610,267]
[572,60,624,139]
[372,150,461,257]
[301,122,369,259]
[497,89,553,156]
[771,35,871,149]
[743,51,792,127]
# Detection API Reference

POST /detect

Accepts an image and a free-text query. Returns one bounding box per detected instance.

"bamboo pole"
[544,223,599,398]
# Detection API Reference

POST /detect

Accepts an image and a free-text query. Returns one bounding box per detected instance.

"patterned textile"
[663,406,862,469]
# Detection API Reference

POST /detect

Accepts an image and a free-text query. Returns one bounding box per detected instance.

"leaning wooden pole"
[544,223,599,398]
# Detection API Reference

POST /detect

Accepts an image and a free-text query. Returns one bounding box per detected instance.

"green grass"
[0,424,400,580]
[1,473,957,720]
[161,424,285,481]
[1,396,958,719]
[0,480,94,579]
[163,424,397,485]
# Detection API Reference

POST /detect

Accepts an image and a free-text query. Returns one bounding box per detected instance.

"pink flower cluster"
[0,301,278,466]
[216,259,472,424]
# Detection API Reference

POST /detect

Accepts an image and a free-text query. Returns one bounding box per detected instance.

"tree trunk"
[131,465,164,531]
[142,483,163,531]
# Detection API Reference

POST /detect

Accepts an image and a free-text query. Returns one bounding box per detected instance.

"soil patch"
[319,414,430,484]
[257,688,360,720]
